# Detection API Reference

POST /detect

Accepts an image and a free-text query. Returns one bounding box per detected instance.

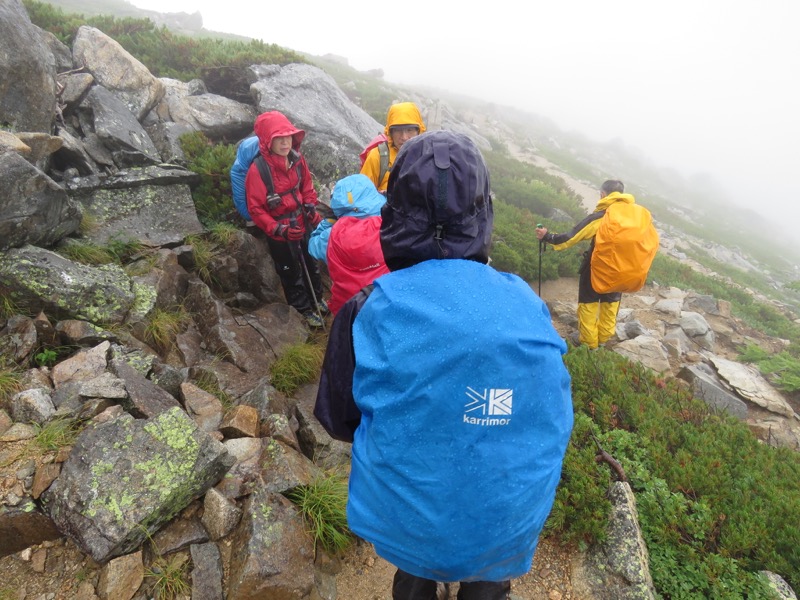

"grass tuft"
[0,294,21,319]
[32,417,81,452]
[185,234,220,284]
[0,362,22,404]
[192,370,234,411]
[58,240,115,265]
[145,554,191,600]
[286,469,354,555]
[269,342,325,396]
[143,306,191,352]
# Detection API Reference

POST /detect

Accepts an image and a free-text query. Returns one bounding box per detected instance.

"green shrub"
[492,200,583,283]
[180,132,238,226]
[33,348,58,367]
[738,345,800,394]
[562,345,800,594]
[545,412,611,548]
[24,0,306,81]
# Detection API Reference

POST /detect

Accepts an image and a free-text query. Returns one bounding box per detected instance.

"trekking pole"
[291,219,326,332]
[537,223,546,297]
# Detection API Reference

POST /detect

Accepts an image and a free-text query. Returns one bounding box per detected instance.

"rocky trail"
[3,266,797,600]
[0,279,591,600]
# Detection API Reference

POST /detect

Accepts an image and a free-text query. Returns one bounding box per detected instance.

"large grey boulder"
[709,355,797,419]
[678,363,748,419]
[65,167,204,247]
[72,26,165,121]
[77,85,162,167]
[250,63,382,186]
[0,246,138,325]
[226,481,314,600]
[0,0,57,132]
[154,77,256,142]
[0,151,82,251]
[42,407,234,564]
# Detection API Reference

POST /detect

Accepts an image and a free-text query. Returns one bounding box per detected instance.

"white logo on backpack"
[463,387,513,426]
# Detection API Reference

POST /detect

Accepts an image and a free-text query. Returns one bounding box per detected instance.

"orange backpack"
[590,202,659,294]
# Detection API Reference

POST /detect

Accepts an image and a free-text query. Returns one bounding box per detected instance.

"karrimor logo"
[463,387,512,426]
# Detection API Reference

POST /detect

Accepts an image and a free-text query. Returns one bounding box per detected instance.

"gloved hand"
[273,223,305,241]
[286,226,305,241]
[273,223,288,239]
[315,202,335,220]
[304,204,323,227]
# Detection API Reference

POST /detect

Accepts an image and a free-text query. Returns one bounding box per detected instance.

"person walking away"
[315,130,574,600]
[245,111,327,328]
[308,174,390,316]
[535,179,632,349]
[360,101,426,193]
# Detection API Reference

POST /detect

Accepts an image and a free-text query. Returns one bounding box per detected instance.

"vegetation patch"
[285,469,353,554]
[269,342,325,396]
[550,345,800,596]
[143,306,191,353]
[180,132,238,227]
[145,552,191,600]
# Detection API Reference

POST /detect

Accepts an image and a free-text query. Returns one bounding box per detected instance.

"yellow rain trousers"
[577,300,620,349]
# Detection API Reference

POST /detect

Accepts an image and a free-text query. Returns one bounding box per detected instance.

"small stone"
[31,548,47,573]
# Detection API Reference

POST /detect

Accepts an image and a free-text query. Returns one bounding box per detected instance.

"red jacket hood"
[254,111,306,156]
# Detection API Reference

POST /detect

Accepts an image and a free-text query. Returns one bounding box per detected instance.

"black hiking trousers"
[265,235,322,315]
[392,569,510,600]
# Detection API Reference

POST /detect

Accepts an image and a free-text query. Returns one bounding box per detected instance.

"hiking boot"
[318,298,330,316]
[304,312,324,328]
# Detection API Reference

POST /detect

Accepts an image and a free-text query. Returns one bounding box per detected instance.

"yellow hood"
[383,102,427,141]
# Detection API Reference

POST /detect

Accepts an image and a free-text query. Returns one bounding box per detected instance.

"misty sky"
[131,0,800,230]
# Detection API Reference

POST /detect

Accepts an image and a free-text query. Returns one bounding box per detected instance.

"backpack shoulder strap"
[254,154,275,196]
[254,153,304,196]
[378,141,390,184]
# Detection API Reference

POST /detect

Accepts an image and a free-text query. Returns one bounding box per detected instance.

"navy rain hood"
[380,130,493,271]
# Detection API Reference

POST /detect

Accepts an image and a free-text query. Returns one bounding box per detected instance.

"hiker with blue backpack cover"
[359,101,426,194]
[244,111,328,328]
[314,130,574,600]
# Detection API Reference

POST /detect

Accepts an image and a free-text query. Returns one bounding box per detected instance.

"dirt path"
[335,534,576,600]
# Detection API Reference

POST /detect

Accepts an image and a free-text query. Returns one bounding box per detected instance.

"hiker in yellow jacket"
[535,180,633,349]
[360,102,426,193]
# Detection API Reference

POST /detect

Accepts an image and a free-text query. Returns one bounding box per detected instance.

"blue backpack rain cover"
[347,258,574,582]
[230,136,260,221]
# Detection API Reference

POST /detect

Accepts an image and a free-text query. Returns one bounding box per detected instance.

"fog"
[132,0,800,240]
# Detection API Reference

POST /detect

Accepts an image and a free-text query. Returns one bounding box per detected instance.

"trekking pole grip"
[536,223,546,252]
